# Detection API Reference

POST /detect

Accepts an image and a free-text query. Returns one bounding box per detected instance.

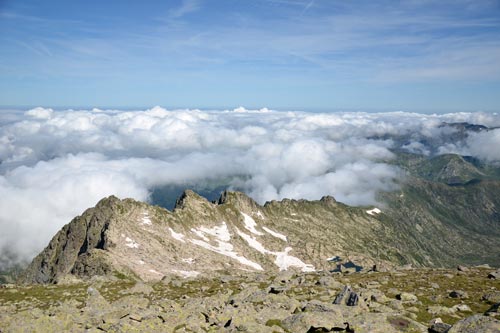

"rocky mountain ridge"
[21,190,390,284]
[20,176,500,284]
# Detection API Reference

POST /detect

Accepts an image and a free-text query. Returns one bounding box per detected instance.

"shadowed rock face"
[19,173,500,284]
[20,196,121,284]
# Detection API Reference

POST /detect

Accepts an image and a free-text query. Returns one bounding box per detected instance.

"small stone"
[485,303,499,317]
[346,292,359,306]
[129,313,143,322]
[429,321,452,333]
[268,285,287,294]
[427,305,456,316]
[453,304,472,312]
[449,290,468,299]
[457,265,469,272]
[429,318,443,326]
[396,292,418,303]
[388,300,405,311]
[448,314,500,333]
[487,270,500,279]
[482,292,500,304]
[160,275,171,284]
[333,285,351,305]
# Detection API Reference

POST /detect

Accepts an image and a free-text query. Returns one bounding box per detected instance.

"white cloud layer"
[1,107,500,267]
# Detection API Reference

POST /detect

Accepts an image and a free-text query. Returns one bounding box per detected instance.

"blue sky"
[0,0,499,111]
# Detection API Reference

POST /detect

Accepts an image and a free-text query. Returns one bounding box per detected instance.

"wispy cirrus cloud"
[0,1,499,109]
[168,0,202,18]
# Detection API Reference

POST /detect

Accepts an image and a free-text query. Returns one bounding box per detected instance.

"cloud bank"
[1,106,500,268]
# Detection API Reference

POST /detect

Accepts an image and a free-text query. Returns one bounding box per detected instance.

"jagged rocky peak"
[217,190,260,211]
[320,195,337,205]
[173,189,213,210]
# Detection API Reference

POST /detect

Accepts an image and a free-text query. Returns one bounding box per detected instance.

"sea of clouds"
[1,106,500,268]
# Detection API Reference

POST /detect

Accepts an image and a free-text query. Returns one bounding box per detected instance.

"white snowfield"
[163,213,313,273]
[256,211,265,219]
[366,207,382,215]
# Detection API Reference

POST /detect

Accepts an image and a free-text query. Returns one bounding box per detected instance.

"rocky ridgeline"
[19,186,500,285]
[20,190,398,284]
[1,266,500,332]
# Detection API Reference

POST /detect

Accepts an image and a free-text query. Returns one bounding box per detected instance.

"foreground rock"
[448,314,500,332]
[3,267,500,332]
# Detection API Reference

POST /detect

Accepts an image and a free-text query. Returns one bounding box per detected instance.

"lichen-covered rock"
[483,291,500,304]
[448,314,500,333]
[397,292,418,303]
[280,312,346,332]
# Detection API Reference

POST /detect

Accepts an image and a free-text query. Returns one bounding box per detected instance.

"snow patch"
[148,269,162,275]
[182,258,195,264]
[199,222,231,242]
[141,212,152,225]
[190,237,263,270]
[237,229,314,272]
[262,226,287,241]
[125,237,139,249]
[241,212,264,235]
[275,247,315,272]
[189,222,263,271]
[366,208,381,215]
[191,228,210,241]
[256,211,265,219]
[169,227,186,243]
[236,229,270,254]
[173,270,200,278]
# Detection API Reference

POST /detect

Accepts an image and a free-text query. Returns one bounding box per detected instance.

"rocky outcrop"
[20,196,122,284]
